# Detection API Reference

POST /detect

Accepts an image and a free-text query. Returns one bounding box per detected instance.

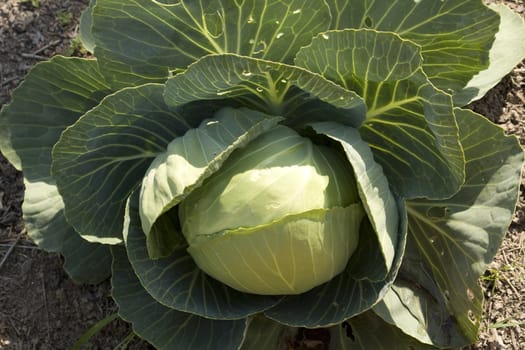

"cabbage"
[1,0,525,348]
[180,125,364,294]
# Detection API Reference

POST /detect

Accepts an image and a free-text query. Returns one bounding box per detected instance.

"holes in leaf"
[152,0,178,4]
[204,12,224,38]
[468,310,478,325]
[216,90,233,96]
[466,288,475,302]
[342,321,355,341]
[428,236,437,244]
[427,206,449,219]
[252,40,267,55]
[443,290,450,302]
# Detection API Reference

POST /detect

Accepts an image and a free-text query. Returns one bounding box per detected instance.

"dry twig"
[20,53,48,60]
[31,39,61,55]
[21,39,62,61]
[0,243,38,250]
[0,227,20,270]
[0,76,19,88]
[41,269,51,344]
[500,250,521,299]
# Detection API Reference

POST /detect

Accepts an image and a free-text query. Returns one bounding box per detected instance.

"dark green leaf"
[93,0,331,87]
[329,310,435,350]
[0,56,111,176]
[79,0,96,53]
[377,109,524,347]
[111,245,247,350]
[62,233,112,284]
[163,53,363,116]
[0,56,113,283]
[296,29,423,87]
[296,29,465,199]
[124,191,282,320]
[240,315,295,350]
[325,0,500,95]
[455,4,525,105]
[52,84,193,244]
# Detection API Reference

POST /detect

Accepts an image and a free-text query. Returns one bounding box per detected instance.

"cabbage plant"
[2,0,525,348]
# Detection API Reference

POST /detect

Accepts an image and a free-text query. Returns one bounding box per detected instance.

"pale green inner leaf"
[263,199,408,328]
[188,206,363,295]
[310,122,398,279]
[139,107,283,258]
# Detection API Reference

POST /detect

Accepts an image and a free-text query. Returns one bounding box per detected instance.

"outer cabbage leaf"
[163,53,364,116]
[23,181,111,284]
[296,29,464,199]
[296,29,423,84]
[455,4,525,106]
[239,313,436,349]
[239,315,296,350]
[325,0,500,95]
[92,0,331,87]
[140,107,283,258]
[330,311,436,350]
[373,109,524,347]
[124,191,282,320]
[372,240,470,348]
[111,245,247,350]
[61,230,111,284]
[79,0,96,53]
[0,56,111,174]
[0,56,113,283]
[52,84,193,244]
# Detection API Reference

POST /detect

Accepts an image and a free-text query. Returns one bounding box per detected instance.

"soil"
[0,0,524,349]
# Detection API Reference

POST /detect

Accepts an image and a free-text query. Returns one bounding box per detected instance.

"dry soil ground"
[0,0,524,349]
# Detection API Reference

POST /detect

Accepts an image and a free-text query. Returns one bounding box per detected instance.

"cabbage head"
[1,0,525,349]
[178,124,363,295]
